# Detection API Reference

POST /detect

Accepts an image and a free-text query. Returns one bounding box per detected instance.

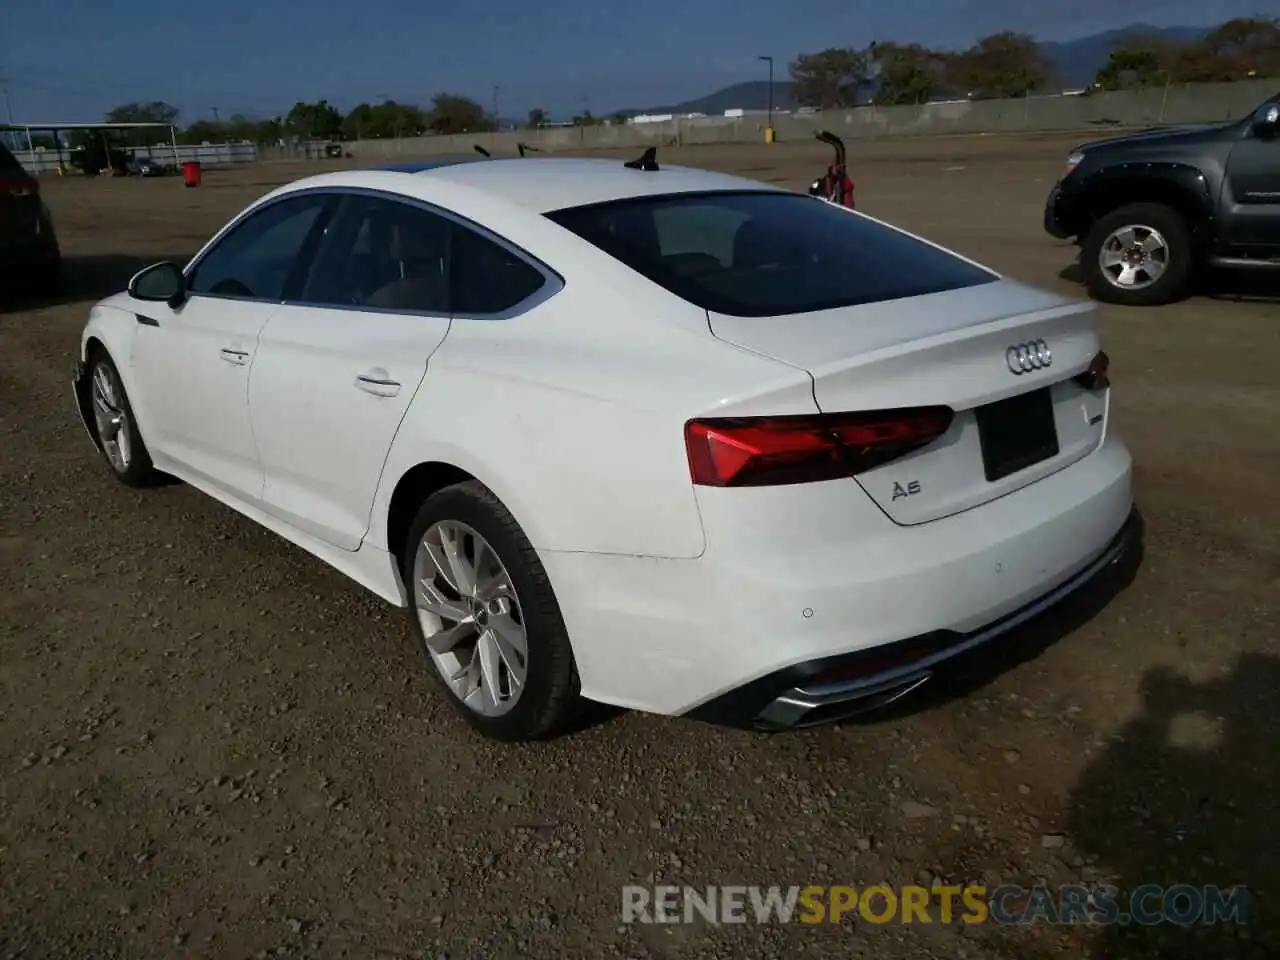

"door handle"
[355,371,401,398]
[219,347,250,366]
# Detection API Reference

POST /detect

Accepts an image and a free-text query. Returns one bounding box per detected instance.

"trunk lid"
[706,279,1108,525]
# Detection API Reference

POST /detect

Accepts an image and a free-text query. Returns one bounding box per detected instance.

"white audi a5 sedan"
[73,150,1141,741]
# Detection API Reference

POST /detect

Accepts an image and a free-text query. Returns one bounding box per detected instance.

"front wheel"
[1081,203,1194,306]
[88,351,158,487]
[402,481,581,742]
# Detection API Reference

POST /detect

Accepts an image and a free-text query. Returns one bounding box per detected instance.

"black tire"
[401,480,581,741]
[87,349,159,488]
[1081,203,1194,306]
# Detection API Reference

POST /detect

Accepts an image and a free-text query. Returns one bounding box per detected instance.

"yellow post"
[764,126,775,144]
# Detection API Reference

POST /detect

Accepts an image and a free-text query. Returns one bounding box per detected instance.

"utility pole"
[211,106,220,125]
[492,86,500,130]
[758,56,774,143]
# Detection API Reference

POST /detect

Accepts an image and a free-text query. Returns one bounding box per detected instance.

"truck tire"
[1081,203,1194,306]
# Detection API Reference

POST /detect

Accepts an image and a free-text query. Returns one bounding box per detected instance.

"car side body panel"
[78,295,410,605]
[368,269,820,561]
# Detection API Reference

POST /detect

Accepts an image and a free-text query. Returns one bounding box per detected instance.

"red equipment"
[182,161,202,188]
[807,130,855,209]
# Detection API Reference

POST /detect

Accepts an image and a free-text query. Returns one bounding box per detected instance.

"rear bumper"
[687,507,1142,730]
[541,433,1135,718]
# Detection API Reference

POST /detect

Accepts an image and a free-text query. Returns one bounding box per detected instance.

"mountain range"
[617,24,1212,116]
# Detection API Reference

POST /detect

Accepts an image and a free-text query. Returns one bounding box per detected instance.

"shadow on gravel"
[843,516,1146,727]
[1057,260,1280,304]
[1,253,194,314]
[1201,269,1280,304]
[1064,654,1280,959]
[1058,263,1085,286]
[564,700,628,736]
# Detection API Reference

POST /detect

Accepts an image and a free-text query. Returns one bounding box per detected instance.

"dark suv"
[1044,91,1280,306]
[0,140,61,299]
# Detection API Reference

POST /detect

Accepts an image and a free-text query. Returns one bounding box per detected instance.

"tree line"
[23,93,605,151]
[21,16,1277,152]
[789,17,1280,108]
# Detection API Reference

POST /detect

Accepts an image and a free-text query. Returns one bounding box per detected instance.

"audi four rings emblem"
[1006,339,1053,375]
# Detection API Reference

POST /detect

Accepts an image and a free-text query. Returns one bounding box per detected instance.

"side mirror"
[1253,104,1280,138]
[128,261,186,307]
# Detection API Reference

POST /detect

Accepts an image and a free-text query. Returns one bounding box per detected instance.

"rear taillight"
[0,177,37,197]
[685,407,954,487]
[1074,350,1110,391]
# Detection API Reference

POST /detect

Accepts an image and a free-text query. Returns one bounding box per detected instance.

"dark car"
[1044,91,1280,306]
[127,154,176,177]
[0,140,61,299]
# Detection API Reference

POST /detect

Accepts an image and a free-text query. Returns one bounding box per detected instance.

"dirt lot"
[1,133,1277,960]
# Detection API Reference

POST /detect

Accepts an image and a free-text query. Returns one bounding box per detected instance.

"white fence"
[8,141,258,175]
[344,79,1279,158]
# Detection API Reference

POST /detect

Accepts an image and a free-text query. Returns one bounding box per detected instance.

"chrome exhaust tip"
[755,673,932,731]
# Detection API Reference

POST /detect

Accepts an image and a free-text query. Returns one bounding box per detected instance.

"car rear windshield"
[546,191,996,317]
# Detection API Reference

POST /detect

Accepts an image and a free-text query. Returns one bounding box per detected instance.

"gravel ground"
[1,133,1277,959]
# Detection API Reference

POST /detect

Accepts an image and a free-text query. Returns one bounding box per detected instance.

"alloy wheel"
[412,520,528,716]
[1098,224,1169,291]
[91,364,132,473]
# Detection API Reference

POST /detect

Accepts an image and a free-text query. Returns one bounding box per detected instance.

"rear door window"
[547,191,997,317]
[298,195,451,313]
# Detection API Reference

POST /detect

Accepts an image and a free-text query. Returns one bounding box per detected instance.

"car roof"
[249,157,787,276]
[362,156,783,213]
